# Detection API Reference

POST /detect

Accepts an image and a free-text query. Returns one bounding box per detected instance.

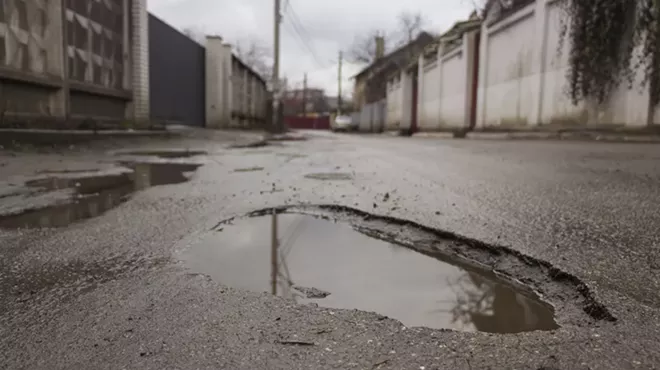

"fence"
[284,116,330,130]
[354,100,386,132]
[149,15,206,126]
[476,0,657,128]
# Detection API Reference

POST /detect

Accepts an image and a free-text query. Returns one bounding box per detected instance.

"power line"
[282,2,327,68]
[282,19,315,63]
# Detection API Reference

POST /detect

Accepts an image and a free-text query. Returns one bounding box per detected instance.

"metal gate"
[148,15,205,126]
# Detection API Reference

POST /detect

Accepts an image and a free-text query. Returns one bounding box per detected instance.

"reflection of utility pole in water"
[271,210,278,295]
[133,163,151,191]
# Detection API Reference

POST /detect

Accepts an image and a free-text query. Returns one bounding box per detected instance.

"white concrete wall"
[419,59,441,130]
[477,0,654,129]
[205,36,230,128]
[386,73,404,131]
[205,37,267,128]
[439,48,469,128]
[399,71,414,131]
[130,0,150,120]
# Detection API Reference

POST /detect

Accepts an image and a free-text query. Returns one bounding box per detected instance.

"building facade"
[205,36,267,129]
[0,0,150,127]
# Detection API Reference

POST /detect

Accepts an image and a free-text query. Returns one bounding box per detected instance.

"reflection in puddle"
[0,163,201,229]
[180,213,558,333]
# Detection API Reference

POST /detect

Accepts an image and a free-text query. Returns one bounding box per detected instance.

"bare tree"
[181,26,206,44]
[234,37,273,82]
[347,29,385,65]
[396,11,427,46]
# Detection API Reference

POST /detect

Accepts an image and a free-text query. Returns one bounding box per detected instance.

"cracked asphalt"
[1,131,660,369]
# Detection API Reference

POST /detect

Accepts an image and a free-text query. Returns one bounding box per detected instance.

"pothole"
[228,140,270,149]
[180,210,565,333]
[115,150,207,158]
[0,162,201,229]
[304,172,353,181]
[233,167,265,173]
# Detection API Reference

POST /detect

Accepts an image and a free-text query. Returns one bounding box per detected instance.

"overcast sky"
[148,0,475,98]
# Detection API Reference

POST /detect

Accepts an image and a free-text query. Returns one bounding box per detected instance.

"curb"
[410,130,660,143]
[466,131,660,143]
[411,132,456,139]
[0,128,180,148]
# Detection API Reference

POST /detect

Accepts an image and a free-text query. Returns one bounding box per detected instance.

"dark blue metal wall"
[148,14,205,126]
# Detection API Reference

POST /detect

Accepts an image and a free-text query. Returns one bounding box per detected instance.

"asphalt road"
[1,132,660,369]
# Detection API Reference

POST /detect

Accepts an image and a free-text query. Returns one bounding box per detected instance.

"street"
[1,132,660,369]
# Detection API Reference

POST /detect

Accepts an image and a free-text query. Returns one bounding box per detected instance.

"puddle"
[233,167,265,173]
[0,162,201,229]
[117,150,207,158]
[304,172,353,181]
[180,213,558,333]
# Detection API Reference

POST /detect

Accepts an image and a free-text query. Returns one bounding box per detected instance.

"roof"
[352,32,435,80]
[231,54,267,85]
[402,17,483,72]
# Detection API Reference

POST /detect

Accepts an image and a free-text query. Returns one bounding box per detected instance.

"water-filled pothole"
[116,150,207,158]
[0,162,201,229]
[180,213,558,333]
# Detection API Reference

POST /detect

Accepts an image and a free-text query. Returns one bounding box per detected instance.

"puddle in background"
[304,172,353,181]
[233,167,265,173]
[181,214,558,333]
[117,150,207,158]
[0,162,201,229]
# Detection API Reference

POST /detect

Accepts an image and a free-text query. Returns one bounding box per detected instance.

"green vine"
[559,0,660,107]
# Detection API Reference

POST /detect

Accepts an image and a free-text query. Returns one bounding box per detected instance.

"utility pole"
[302,73,308,116]
[337,51,343,115]
[272,0,281,132]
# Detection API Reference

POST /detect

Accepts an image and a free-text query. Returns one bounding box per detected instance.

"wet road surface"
[1,131,660,369]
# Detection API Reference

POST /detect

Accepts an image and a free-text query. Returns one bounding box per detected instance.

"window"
[68,55,75,78]
[92,30,102,55]
[103,33,114,59]
[0,36,5,65]
[75,54,87,81]
[18,44,29,70]
[17,0,28,30]
[114,66,122,89]
[93,63,102,84]
[67,19,75,46]
[74,19,88,49]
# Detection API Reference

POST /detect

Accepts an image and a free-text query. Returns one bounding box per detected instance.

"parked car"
[331,115,357,132]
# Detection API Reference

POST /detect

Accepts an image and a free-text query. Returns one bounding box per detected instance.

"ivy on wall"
[559,0,660,107]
